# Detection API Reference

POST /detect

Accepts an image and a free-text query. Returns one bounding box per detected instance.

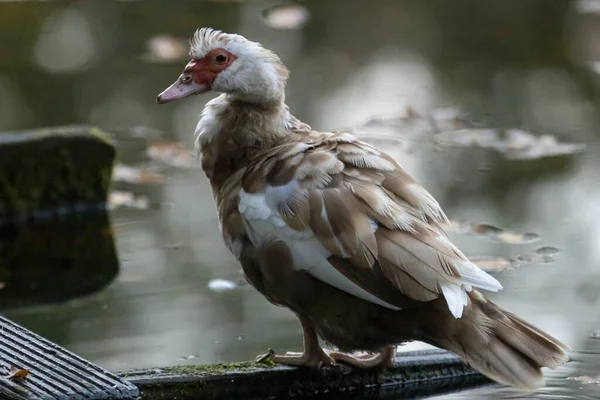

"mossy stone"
[0,125,118,309]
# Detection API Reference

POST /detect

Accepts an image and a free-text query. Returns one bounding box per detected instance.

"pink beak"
[156,75,208,104]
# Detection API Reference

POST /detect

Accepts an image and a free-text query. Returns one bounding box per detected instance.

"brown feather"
[321,189,377,268]
[308,191,345,256]
[327,257,418,309]
[377,229,461,287]
[377,257,439,301]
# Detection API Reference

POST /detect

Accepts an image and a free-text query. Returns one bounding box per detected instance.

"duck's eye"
[181,75,192,83]
[215,54,228,64]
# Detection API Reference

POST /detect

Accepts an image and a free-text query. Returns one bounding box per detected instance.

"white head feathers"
[189,28,289,103]
[189,28,261,59]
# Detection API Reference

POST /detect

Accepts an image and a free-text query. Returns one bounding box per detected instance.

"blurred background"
[2,0,600,398]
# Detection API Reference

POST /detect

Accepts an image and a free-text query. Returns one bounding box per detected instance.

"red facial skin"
[156,48,238,104]
[185,48,238,89]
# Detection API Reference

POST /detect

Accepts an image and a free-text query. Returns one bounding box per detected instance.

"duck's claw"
[255,348,336,368]
[256,348,275,364]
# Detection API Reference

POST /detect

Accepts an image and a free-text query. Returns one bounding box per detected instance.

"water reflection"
[1,0,600,399]
[0,213,118,308]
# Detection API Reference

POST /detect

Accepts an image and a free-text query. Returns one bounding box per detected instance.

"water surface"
[2,1,600,399]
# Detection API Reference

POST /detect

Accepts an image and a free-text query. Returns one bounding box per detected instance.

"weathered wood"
[0,316,140,400]
[0,125,118,309]
[121,350,492,399]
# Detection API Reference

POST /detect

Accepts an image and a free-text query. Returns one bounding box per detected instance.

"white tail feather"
[440,283,468,318]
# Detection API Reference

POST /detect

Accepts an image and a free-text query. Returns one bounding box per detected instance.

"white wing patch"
[238,185,503,319]
[440,282,469,318]
[435,235,502,318]
[238,187,401,310]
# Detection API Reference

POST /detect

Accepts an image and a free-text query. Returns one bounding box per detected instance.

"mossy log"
[0,125,118,309]
[121,349,492,399]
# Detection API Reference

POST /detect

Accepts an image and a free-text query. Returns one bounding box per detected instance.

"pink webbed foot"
[256,314,338,368]
[256,348,336,368]
[325,346,396,369]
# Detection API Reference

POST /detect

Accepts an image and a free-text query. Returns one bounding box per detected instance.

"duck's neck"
[194,92,290,186]
[226,57,289,108]
[197,92,291,149]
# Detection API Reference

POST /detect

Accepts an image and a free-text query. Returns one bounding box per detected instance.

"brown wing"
[239,131,502,317]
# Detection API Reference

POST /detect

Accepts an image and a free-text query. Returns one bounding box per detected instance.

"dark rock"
[0,126,118,309]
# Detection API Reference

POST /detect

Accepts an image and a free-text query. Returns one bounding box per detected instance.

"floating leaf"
[178,354,199,361]
[207,278,237,292]
[438,219,472,234]
[428,107,469,132]
[361,106,421,127]
[107,126,165,141]
[112,163,166,185]
[472,223,503,236]
[535,246,560,256]
[470,247,560,273]
[469,256,513,272]
[477,164,492,173]
[434,128,585,160]
[146,142,198,169]
[434,129,500,148]
[4,366,29,381]
[500,130,586,160]
[441,219,556,271]
[511,248,559,266]
[141,34,188,63]
[466,223,541,245]
[496,231,541,245]
[515,254,534,264]
[567,375,600,385]
[533,246,561,263]
[108,190,152,211]
[261,4,310,30]
[355,105,584,161]
[494,231,527,244]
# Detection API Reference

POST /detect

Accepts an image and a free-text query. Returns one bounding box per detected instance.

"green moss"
[162,360,276,376]
[88,127,114,145]
[25,125,113,146]
[31,125,83,138]
[0,173,25,212]
[0,125,115,214]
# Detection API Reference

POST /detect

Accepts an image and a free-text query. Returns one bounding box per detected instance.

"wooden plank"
[0,316,140,400]
[121,349,492,399]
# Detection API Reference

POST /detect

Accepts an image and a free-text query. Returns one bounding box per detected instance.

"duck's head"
[157,28,288,105]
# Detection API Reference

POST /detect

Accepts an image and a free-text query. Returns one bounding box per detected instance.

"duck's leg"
[256,314,336,368]
[325,346,396,369]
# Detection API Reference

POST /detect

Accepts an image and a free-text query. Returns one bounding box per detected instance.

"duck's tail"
[419,290,569,390]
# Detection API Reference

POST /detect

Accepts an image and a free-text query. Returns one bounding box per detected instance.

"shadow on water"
[1,0,600,399]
